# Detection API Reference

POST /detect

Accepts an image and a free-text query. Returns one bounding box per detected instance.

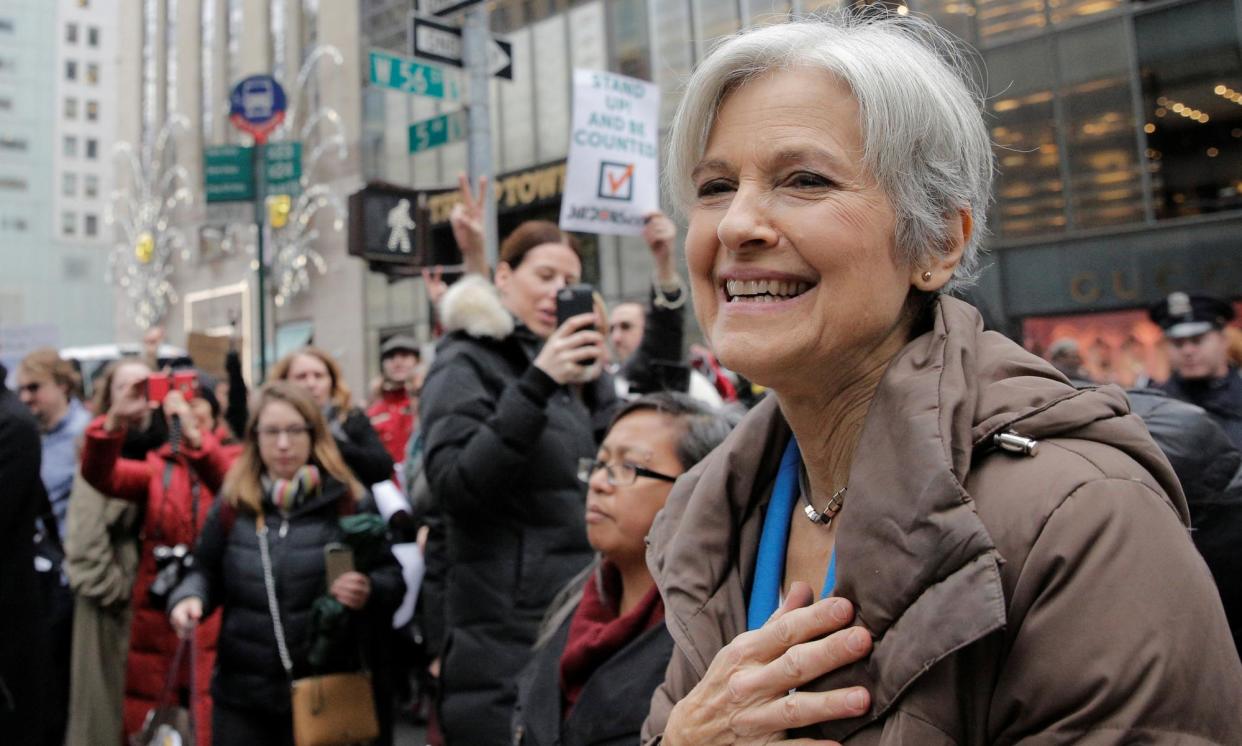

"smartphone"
[555,284,596,328]
[172,371,198,401]
[324,543,355,586]
[147,373,171,405]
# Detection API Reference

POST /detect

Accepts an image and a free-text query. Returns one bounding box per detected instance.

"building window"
[62,172,77,196]
[85,138,97,159]
[87,26,99,47]
[86,100,98,121]
[65,60,77,80]
[1137,0,1242,220]
[0,176,27,191]
[0,97,11,111]
[84,174,99,198]
[64,97,78,119]
[84,213,98,236]
[1058,21,1145,230]
[78,0,90,7]
[66,23,78,44]
[2,216,29,232]
[63,136,77,157]
[987,37,1066,238]
[0,136,28,152]
[0,18,14,34]
[62,211,77,236]
[86,63,99,84]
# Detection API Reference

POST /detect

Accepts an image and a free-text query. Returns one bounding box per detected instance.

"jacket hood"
[437,274,515,340]
[647,295,1185,736]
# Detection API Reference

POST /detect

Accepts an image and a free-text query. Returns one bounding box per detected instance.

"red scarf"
[558,561,665,717]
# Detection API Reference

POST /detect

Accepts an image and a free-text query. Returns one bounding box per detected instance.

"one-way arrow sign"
[410,14,513,81]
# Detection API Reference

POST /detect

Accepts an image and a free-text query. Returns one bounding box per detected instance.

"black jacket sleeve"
[0,393,43,544]
[622,285,688,395]
[169,500,229,616]
[419,344,560,518]
[225,349,248,440]
[336,408,395,485]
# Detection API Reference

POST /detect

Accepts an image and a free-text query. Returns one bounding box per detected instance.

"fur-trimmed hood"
[437,274,515,340]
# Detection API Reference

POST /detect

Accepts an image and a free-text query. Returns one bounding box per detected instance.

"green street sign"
[369,50,459,101]
[408,110,467,154]
[263,142,302,197]
[204,145,254,202]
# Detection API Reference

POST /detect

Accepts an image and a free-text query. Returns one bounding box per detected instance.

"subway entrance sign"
[204,145,255,202]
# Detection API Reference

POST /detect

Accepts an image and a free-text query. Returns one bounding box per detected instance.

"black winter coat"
[0,380,54,744]
[512,572,673,746]
[169,476,405,713]
[1129,387,1242,657]
[332,407,394,486]
[419,277,614,745]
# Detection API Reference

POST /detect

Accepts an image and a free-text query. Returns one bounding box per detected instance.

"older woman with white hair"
[642,11,1242,745]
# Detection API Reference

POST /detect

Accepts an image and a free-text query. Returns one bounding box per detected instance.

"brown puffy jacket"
[643,296,1242,745]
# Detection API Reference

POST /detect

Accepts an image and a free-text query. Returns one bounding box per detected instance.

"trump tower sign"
[559,70,659,237]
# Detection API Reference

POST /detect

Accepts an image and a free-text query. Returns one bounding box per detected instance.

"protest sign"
[559,69,660,236]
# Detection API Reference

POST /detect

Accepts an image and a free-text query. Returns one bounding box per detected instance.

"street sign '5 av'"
[408,110,468,154]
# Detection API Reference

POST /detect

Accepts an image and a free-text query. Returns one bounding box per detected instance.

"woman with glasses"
[511,393,736,746]
[168,382,405,745]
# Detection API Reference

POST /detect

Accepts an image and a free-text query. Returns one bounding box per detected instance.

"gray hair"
[665,10,994,292]
[610,391,741,469]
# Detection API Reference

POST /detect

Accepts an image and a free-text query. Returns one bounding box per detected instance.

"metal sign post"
[227,74,289,380]
[463,5,497,267]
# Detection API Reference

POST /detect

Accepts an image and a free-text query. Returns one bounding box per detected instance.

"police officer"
[368,335,421,468]
[1150,291,1242,448]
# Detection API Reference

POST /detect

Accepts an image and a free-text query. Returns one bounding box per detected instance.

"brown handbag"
[257,514,380,746]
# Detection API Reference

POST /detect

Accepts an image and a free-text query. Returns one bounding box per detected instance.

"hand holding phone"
[324,543,355,586]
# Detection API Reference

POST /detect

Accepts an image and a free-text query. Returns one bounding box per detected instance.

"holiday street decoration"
[267,46,350,307]
[105,115,196,330]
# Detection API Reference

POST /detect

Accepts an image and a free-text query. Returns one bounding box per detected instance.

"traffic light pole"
[463,4,497,267]
[253,141,268,380]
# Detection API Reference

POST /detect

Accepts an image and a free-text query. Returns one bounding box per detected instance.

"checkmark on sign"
[597,161,635,201]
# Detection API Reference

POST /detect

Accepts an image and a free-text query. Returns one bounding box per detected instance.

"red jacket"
[368,387,416,466]
[80,416,236,744]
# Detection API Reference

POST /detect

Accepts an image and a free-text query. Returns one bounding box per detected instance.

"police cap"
[1148,292,1235,340]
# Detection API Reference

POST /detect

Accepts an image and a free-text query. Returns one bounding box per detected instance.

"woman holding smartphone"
[79,362,234,744]
[168,382,404,745]
[419,220,618,744]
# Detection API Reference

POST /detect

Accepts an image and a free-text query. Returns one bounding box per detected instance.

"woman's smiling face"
[685,68,922,393]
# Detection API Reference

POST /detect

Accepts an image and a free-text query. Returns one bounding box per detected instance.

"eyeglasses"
[577,457,678,487]
[256,425,312,441]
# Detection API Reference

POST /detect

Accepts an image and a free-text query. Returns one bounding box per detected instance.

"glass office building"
[360,0,1242,385]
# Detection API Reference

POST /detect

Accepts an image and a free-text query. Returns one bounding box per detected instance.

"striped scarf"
[263,464,322,514]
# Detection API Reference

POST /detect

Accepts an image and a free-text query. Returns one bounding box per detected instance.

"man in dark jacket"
[1128,388,1242,658]
[0,363,55,745]
[1150,292,1242,448]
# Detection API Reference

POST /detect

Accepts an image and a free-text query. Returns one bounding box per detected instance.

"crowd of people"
[3,10,1242,746]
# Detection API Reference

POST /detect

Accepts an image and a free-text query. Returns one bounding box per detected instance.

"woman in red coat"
[80,361,236,744]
